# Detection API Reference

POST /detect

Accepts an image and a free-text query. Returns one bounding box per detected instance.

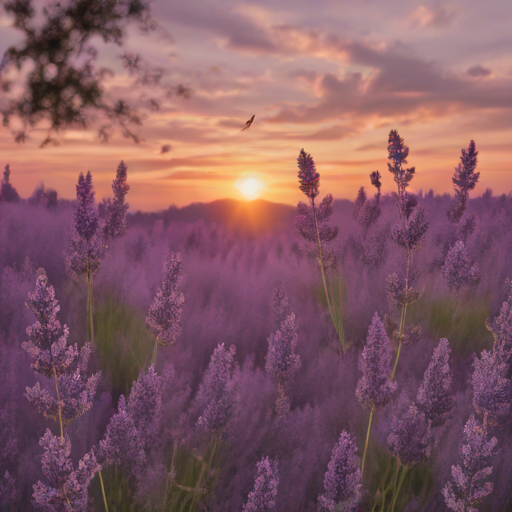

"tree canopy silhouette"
[0,0,189,147]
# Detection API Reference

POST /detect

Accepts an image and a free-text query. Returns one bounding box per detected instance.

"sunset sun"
[237,177,263,200]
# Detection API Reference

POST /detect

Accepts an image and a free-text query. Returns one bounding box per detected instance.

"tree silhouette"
[0,0,190,147]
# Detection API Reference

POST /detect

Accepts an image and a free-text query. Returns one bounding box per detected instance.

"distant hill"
[128,198,355,237]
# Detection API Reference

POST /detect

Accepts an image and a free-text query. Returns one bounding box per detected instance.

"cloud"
[409,5,457,28]
[160,144,172,153]
[163,170,239,180]
[467,65,491,77]
[355,143,384,152]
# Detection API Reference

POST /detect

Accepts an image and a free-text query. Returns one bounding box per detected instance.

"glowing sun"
[237,177,263,200]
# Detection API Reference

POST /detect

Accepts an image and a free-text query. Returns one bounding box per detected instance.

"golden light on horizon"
[236,177,263,200]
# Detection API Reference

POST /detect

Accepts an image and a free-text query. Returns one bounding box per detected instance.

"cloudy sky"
[1,0,511,211]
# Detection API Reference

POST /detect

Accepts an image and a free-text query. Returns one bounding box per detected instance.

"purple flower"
[295,194,339,244]
[266,313,301,415]
[23,269,70,378]
[272,283,291,327]
[447,141,479,223]
[416,339,453,422]
[356,313,397,411]
[66,171,106,282]
[486,283,512,368]
[391,206,429,253]
[442,240,480,295]
[294,194,339,269]
[146,251,185,347]
[387,130,415,195]
[385,273,420,310]
[98,396,146,471]
[266,313,301,385]
[472,350,510,427]
[353,187,381,238]
[318,431,362,512]
[297,148,320,199]
[388,404,431,467]
[23,269,100,423]
[195,344,239,437]
[102,160,130,239]
[126,364,163,451]
[443,415,497,512]
[243,456,279,512]
[32,429,99,512]
[26,362,100,425]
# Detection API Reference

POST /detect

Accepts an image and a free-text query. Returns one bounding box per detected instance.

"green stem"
[52,365,64,439]
[391,465,408,512]
[378,458,394,512]
[361,405,375,481]
[311,197,345,352]
[98,469,109,512]
[152,339,158,367]
[390,248,411,382]
[88,277,95,344]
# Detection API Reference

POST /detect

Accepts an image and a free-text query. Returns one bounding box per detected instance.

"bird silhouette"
[241,115,255,131]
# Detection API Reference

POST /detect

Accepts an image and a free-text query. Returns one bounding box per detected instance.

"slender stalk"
[87,275,95,345]
[152,340,158,367]
[378,458,394,512]
[361,405,375,480]
[391,465,408,512]
[98,470,110,512]
[52,365,64,439]
[311,197,345,352]
[391,248,411,382]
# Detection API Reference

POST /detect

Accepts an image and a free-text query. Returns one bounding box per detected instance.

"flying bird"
[241,115,255,131]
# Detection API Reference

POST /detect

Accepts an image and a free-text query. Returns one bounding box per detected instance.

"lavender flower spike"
[196,344,239,437]
[356,313,397,411]
[102,160,130,239]
[23,268,70,378]
[266,313,301,385]
[388,404,431,467]
[242,456,279,512]
[146,251,185,347]
[266,313,301,415]
[318,431,362,512]
[416,338,453,422]
[66,171,106,282]
[32,429,99,512]
[297,148,320,199]
[472,350,510,427]
[443,415,497,512]
[442,240,480,295]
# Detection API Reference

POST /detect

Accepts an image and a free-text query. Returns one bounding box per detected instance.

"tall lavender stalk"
[447,141,479,224]
[24,269,102,511]
[416,338,453,423]
[356,313,397,479]
[101,160,131,239]
[294,149,342,351]
[386,130,428,380]
[265,312,301,415]
[242,456,279,512]
[67,163,130,345]
[318,431,362,512]
[66,171,105,344]
[443,416,497,511]
[146,251,185,364]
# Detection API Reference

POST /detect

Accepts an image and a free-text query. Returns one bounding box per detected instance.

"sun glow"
[237,177,263,200]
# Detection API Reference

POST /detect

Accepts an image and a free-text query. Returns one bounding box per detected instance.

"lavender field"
[1,132,512,512]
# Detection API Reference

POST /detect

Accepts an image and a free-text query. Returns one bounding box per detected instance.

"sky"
[0,0,511,211]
